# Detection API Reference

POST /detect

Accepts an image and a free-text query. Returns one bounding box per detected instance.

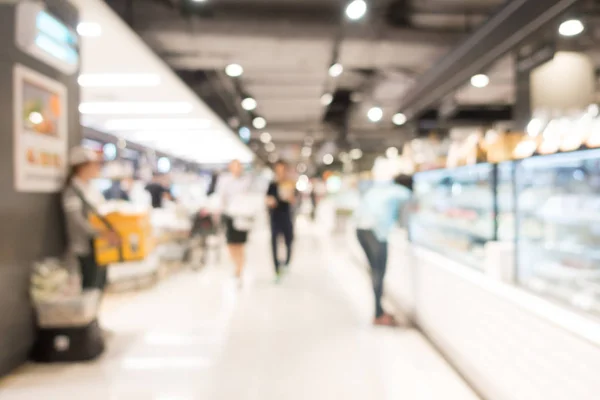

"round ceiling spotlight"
[392,112,407,126]
[297,163,308,174]
[329,63,343,78]
[268,153,279,163]
[470,74,490,88]
[253,116,267,129]
[225,63,244,77]
[301,146,312,158]
[265,142,276,152]
[559,19,584,37]
[321,93,333,106]
[241,97,257,111]
[346,0,367,21]
[350,148,363,160]
[260,132,272,143]
[367,107,383,122]
[323,154,334,165]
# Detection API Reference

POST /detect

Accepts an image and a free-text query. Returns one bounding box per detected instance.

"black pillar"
[0,0,80,376]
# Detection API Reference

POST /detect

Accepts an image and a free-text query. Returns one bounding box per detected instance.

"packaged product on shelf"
[31,258,81,303]
[485,132,523,163]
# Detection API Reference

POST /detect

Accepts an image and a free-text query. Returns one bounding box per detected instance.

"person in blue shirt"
[354,157,412,326]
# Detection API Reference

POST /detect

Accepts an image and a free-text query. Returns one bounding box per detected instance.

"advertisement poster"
[13,64,68,192]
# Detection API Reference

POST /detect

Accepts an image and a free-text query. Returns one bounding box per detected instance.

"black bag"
[31,319,104,363]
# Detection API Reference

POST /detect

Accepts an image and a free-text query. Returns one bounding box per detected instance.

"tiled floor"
[0,225,479,399]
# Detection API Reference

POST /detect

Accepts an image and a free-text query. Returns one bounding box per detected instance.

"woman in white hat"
[62,146,118,290]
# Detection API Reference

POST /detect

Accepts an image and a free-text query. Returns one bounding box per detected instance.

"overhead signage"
[15,3,79,74]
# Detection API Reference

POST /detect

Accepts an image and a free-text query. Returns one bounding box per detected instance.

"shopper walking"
[266,161,295,281]
[354,158,412,326]
[62,146,119,290]
[217,160,255,285]
[145,173,174,208]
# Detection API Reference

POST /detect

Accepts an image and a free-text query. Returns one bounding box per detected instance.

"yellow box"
[90,212,154,266]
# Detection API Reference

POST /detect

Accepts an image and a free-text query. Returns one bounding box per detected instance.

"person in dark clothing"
[266,161,295,282]
[207,171,219,196]
[145,174,173,208]
[103,177,132,201]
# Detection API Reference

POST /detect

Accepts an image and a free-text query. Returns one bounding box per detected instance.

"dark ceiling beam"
[397,0,581,119]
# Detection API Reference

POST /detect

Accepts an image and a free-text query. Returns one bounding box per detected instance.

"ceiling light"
[104,118,210,131]
[78,74,161,87]
[301,147,312,157]
[265,142,276,152]
[296,174,310,192]
[241,97,257,111]
[77,22,102,37]
[392,112,407,126]
[225,63,243,77]
[260,132,272,143]
[321,93,333,106]
[350,148,363,160]
[329,63,343,78]
[80,102,193,115]
[297,163,308,173]
[157,157,171,173]
[304,136,314,146]
[346,0,367,21]
[323,154,334,165]
[559,19,584,37]
[386,147,399,158]
[268,153,279,163]
[470,74,489,88]
[253,117,267,129]
[368,107,383,122]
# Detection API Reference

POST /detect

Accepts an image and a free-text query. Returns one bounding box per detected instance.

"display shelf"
[411,163,497,268]
[516,149,600,317]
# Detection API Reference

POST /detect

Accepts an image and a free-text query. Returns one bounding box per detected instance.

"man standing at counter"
[354,158,412,327]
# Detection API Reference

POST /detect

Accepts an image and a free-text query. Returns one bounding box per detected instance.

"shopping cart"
[183,209,223,269]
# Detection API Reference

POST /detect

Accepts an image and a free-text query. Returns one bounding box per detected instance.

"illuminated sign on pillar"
[15,3,79,74]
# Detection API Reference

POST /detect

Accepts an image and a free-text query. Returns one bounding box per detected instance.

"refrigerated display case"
[497,161,515,241]
[410,163,497,269]
[516,149,600,316]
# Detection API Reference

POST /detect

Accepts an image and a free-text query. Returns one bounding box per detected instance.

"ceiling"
[101,0,510,164]
[72,0,254,164]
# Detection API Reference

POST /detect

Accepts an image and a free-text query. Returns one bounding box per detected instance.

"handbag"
[70,184,123,263]
[227,193,262,232]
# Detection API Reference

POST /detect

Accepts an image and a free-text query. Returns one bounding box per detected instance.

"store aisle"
[0,223,479,400]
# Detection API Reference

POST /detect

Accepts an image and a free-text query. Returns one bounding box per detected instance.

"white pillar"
[530,51,595,113]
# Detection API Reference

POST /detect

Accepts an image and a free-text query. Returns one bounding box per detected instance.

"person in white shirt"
[216,160,253,284]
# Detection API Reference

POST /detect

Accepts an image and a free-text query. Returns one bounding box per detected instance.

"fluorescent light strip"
[78,74,161,87]
[104,118,211,131]
[79,102,193,115]
[77,22,102,37]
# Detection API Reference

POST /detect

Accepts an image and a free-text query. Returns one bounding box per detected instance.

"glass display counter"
[410,164,497,269]
[516,149,600,316]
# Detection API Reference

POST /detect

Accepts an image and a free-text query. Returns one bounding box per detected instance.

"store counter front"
[394,154,600,400]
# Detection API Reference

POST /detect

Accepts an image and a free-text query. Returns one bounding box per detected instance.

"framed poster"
[13,64,68,193]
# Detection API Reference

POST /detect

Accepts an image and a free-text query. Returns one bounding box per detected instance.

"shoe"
[374,314,398,327]
[274,271,282,284]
